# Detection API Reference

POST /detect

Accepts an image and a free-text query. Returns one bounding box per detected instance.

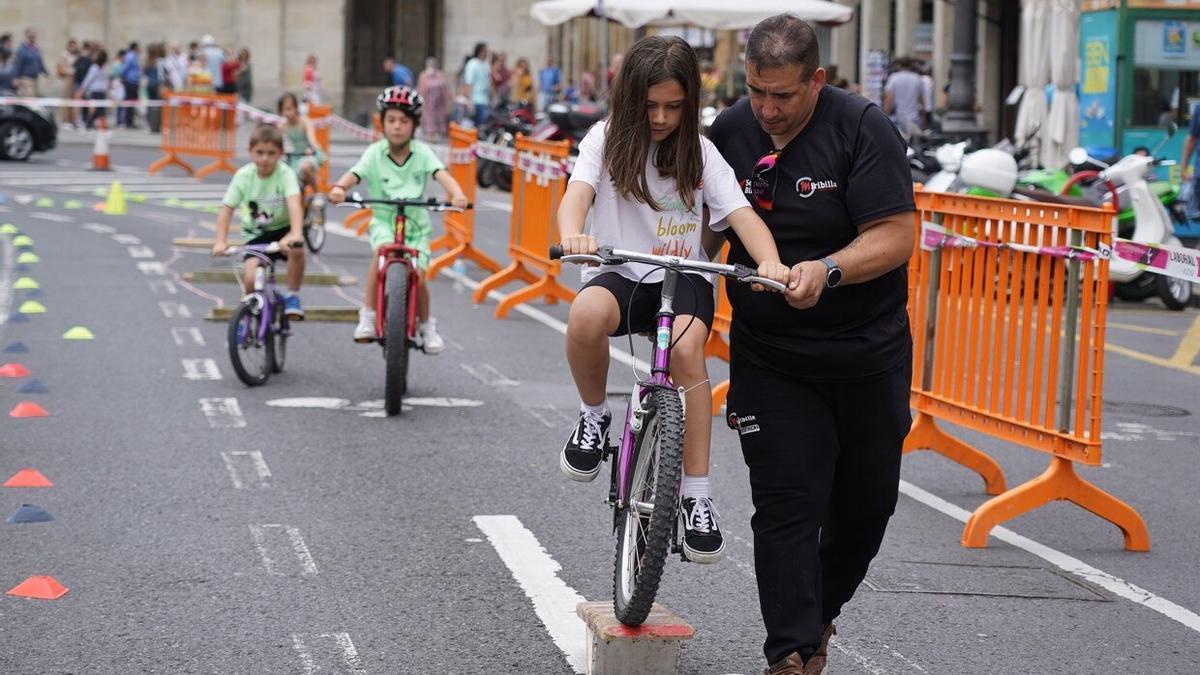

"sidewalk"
[55,124,375,161]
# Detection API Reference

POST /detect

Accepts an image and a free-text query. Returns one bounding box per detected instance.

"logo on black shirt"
[795,177,839,198]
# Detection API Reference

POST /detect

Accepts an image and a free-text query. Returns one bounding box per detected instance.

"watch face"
[827,267,842,288]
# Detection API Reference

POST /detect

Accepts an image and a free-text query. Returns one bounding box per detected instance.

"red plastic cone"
[9,401,49,418]
[2,469,53,487]
[0,362,30,377]
[6,576,69,600]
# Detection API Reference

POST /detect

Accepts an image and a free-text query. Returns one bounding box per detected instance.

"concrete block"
[576,602,694,675]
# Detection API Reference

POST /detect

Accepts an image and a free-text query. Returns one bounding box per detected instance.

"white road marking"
[127,245,155,258]
[831,641,891,675]
[171,327,205,347]
[83,222,117,234]
[220,451,272,489]
[0,235,13,327]
[291,633,365,674]
[403,397,484,408]
[30,212,73,222]
[249,524,319,576]
[159,301,192,318]
[1100,422,1199,442]
[198,397,246,428]
[182,358,222,381]
[898,480,1200,635]
[149,279,177,295]
[13,194,33,205]
[473,515,587,674]
[113,234,141,244]
[266,397,352,409]
[137,261,166,275]
[479,198,514,212]
[461,362,521,387]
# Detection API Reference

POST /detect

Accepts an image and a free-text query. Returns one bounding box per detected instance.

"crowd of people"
[0,27,266,132]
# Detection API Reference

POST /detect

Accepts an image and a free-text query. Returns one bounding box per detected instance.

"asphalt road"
[0,143,1198,674]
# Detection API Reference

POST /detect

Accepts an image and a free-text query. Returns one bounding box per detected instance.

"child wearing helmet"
[328,86,469,351]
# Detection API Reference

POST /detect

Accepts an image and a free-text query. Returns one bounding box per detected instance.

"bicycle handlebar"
[550,245,788,292]
[218,240,304,257]
[336,193,473,212]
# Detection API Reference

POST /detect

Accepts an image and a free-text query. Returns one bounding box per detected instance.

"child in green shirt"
[328,86,468,352]
[213,124,307,319]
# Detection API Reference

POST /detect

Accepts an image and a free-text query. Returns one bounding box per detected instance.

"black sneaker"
[560,410,611,482]
[681,496,726,563]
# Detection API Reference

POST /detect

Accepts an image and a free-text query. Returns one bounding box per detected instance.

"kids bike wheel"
[383,268,411,415]
[228,301,271,386]
[613,387,684,626]
[270,308,289,373]
[303,195,327,253]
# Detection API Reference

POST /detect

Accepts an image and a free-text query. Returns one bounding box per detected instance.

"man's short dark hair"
[745,14,820,80]
[473,42,488,58]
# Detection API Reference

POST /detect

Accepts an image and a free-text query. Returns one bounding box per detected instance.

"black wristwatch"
[819,257,842,288]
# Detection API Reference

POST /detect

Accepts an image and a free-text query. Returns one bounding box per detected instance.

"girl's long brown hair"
[602,36,702,212]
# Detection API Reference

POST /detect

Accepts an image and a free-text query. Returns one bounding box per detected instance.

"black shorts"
[583,271,715,337]
[243,228,290,261]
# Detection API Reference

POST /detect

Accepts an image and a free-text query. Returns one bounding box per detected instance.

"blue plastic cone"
[17,379,48,394]
[6,312,29,323]
[2,342,28,353]
[6,504,53,524]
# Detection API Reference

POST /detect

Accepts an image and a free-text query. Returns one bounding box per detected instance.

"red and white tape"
[921,221,1200,284]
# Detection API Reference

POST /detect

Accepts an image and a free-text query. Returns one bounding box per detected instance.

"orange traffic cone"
[7,576,69,600]
[92,115,111,171]
[0,362,30,377]
[2,468,53,487]
[9,401,49,418]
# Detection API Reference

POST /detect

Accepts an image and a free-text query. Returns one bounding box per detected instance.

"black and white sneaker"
[560,410,611,482]
[681,496,726,563]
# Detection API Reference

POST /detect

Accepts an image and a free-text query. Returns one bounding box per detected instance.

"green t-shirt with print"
[221,162,301,238]
[350,139,445,250]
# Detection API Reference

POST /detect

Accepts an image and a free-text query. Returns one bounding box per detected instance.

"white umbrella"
[1042,0,1080,169]
[529,0,853,29]
[1013,0,1050,164]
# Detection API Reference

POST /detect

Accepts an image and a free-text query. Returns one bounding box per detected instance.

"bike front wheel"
[228,300,272,386]
[270,305,289,373]
[613,387,684,626]
[383,268,411,415]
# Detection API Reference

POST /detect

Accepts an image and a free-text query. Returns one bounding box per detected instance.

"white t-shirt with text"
[569,121,749,284]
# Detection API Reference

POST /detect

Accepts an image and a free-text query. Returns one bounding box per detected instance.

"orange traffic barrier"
[472,134,574,317]
[428,124,501,280]
[307,103,332,192]
[906,189,1148,550]
[706,244,732,415]
[148,92,238,179]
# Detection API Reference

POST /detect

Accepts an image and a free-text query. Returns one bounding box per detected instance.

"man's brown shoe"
[804,622,837,674]
[763,652,805,675]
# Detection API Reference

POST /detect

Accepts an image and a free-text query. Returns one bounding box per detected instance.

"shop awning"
[529,0,854,30]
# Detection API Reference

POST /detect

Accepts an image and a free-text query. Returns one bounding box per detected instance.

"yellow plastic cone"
[17,252,39,264]
[103,181,128,216]
[0,223,16,234]
[63,326,95,340]
[13,277,38,290]
[12,235,33,247]
[18,301,46,314]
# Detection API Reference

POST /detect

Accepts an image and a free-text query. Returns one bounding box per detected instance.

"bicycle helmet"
[377,85,423,122]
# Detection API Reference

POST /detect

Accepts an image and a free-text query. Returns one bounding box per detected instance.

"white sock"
[359,307,375,321]
[682,475,710,500]
[580,400,609,417]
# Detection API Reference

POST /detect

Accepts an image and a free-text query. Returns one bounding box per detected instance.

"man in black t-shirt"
[707,14,915,675]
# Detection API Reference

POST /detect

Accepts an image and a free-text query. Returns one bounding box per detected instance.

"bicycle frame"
[614,268,683,507]
[373,212,421,344]
[240,248,287,344]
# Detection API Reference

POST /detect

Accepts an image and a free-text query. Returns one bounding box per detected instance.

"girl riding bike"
[277,92,325,195]
[557,36,788,563]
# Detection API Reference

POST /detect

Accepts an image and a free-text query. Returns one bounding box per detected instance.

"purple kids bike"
[221,240,303,386]
[551,244,785,626]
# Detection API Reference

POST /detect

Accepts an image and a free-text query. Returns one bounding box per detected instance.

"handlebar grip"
[549,244,564,260]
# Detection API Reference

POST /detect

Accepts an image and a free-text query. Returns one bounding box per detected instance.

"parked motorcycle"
[477,100,536,192]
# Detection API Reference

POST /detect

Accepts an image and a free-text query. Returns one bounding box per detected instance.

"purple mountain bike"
[551,244,785,625]
[220,240,302,386]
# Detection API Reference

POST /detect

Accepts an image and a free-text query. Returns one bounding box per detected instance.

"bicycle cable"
[623,263,701,384]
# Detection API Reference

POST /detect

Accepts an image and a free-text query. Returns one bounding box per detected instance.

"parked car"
[0,101,56,161]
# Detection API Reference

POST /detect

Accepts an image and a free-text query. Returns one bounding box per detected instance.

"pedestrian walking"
[384,57,414,87]
[706,14,916,674]
[146,43,166,132]
[77,48,109,129]
[0,34,14,92]
[236,48,253,103]
[883,57,926,139]
[490,51,511,104]
[119,42,142,128]
[218,48,239,95]
[13,27,47,97]
[166,43,187,92]
[202,35,225,91]
[538,56,562,111]
[303,54,321,104]
[72,41,93,127]
[56,38,80,128]
[512,57,534,105]
[416,57,451,140]
[463,42,491,128]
